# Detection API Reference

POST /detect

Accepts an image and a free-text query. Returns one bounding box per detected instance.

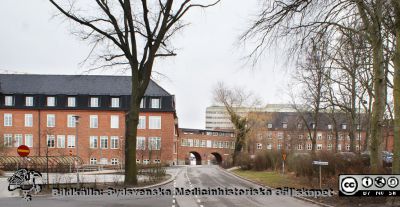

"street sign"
[313,161,328,165]
[17,145,30,157]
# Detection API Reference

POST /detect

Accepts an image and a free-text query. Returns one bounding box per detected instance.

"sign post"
[282,153,287,174]
[312,161,328,188]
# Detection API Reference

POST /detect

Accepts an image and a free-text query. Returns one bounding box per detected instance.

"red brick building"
[0,74,178,165]
[176,128,235,165]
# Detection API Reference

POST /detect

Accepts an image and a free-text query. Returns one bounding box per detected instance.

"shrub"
[237,152,253,170]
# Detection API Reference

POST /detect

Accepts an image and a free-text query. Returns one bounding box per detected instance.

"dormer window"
[5,95,13,106]
[150,98,160,109]
[282,123,288,129]
[140,98,145,108]
[25,96,34,106]
[67,97,76,107]
[311,123,316,129]
[90,97,99,107]
[342,124,347,130]
[267,123,273,129]
[111,97,120,108]
[327,124,332,130]
[297,123,302,129]
[47,96,56,107]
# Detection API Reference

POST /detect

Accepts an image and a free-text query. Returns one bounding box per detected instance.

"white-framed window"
[357,134,362,140]
[47,135,55,148]
[327,124,332,130]
[90,136,98,148]
[277,144,282,150]
[100,136,108,149]
[256,143,262,150]
[317,144,323,150]
[143,159,150,165]
[136,159,141,164]
[25,134,33,147]
[111,158,119,165]
[154,159,161,164]
[267,132,272,139]
[277,132,283,139]
[346,135,350,140]
[317,133,322,140]
[100,158,108,165]
[4,134,12,147]
[282,123,288,129]
[337,144,342,151]
[110,136,119,149]
[346,144,350,151]
[67,135,75,148]
[25,96,34,106]
[90,115,98,128]
[137,137,146,150]
[150,98,160,109]
[110,115,119,129]
[327,134,332,140]
[231,141,235,149]
[138,116,146,129]
[298,134,303,139]
[111,97,120,108]
[24,114,33,127]
[67,97,76,107]
[67,115,76,128]
[342,124,347,130]
[188,139,194,147]
[140,98,145,108]
[148,137,161,150]
[356,145,360,151]
[267,123,273,129]
[90,158,97,165]
[149,116,161,129]
[357,124,361,130]
[5,95,13,106]
[90,97,99,107]
[47,96,56,107]
[4,113,12,126]
[47,114,55,127]
[57,135,65,148]
[14,134,23,147]
[327,144,332,150]
[194,139,200,147]
[297,144,303,150]
[200,140,207,148]
[267,143,272,150]
[306,143,312,150]
[339,134,343,140]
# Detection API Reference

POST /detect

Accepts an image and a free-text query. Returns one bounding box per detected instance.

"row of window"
[180,139,235,149]
[136,137,162,150]
[47,135,120,149]
[3,134,33,147]
[257,132,362,140]
[3,95,162,109]
[136,159,161,164]
[89,158,119,165]
[3,113,163,130]
[267,122,359,130]
[256,143,360,151]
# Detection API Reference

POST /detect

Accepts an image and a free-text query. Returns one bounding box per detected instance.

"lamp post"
[358,100,367,153]
[73,115,80,188]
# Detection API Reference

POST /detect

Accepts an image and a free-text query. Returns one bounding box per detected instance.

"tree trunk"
[124,74,140,185]
[392,0,400,174]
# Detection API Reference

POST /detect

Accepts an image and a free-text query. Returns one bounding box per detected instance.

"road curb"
[218,167,335,207]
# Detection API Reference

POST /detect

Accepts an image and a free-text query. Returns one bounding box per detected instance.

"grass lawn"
[232,169,308,189]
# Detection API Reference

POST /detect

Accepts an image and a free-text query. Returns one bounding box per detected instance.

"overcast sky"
[0,0,293,129]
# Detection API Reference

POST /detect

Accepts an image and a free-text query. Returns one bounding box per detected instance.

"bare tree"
[49,0,219,184]
[242,0,389,173]
[213,82,262,165]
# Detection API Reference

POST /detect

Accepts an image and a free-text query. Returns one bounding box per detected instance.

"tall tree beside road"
[49,0,219,185]
[213,82,262,165]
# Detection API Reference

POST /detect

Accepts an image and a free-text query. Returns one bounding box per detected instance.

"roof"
[0,74,171,96]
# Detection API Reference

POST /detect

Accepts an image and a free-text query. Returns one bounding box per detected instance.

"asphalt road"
[0,165,319,207]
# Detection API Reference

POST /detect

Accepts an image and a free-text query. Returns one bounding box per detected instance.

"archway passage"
[189,151,202,165]
[210,152,222,165]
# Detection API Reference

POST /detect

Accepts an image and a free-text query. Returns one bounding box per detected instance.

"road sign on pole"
[312,160,329,188]
[17,145,30,157]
